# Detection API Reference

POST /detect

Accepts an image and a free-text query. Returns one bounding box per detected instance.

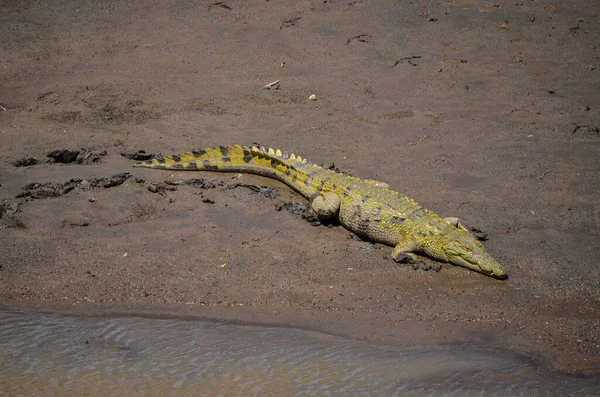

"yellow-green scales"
[134,144,507,279]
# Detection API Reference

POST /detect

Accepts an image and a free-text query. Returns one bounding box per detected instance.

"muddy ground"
[1,0,599,377]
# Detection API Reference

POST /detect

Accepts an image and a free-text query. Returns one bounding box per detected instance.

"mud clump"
[277,201,320,225]
[121,150,160,161]
[166,179,222,189]
[147,178,222,194]
[47,149,107,164]
[410,261,443,273]
[0,202,20,218]
[17,173,131,199]
[229,183,280,198]
[12,157,40,167]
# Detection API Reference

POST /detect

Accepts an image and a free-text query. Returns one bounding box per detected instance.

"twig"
[263,80,280,90]
[392,55,422,67]
[539,170,552,180]
[346,34,370,45]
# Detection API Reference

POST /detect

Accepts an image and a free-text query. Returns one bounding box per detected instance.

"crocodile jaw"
[430,231,507,279]
[448,250,507,279]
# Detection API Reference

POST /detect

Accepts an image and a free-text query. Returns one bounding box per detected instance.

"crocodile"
[134,145,507,279]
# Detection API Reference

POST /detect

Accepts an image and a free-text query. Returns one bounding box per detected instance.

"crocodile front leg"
[444,217,469,231]
[391,238,419,263]
[310,192,341,221]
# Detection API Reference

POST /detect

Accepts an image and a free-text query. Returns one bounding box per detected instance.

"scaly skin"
[134,145,507,279]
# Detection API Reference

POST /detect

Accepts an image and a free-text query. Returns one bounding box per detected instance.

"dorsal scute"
[245,145,313,165]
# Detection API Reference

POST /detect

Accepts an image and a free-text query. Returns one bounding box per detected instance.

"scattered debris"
[277,201,308,216]
[587,65,596,72]
[202,198,215,204]
[427,17,438,22]
[411,261,443,272]
[166,178,221,189]
[12,157,40,167]
[280,17,301,29]
[208,2,231,10]
[392,55,421,67]
[61,219,90,228]
[277,201,321,225]
[0,202,20,218]
[572,124,599,136]
[309,94,317,101]
[346,34,369,45]
[121,150,159,161]
[263,80,280,90]
[513,57,523,63]
[104,173,131,188]
[17,173,131,199]
[47,149,107,164]
[0,105,7,111]
[148,184,177,194]
[500,24,509,30]
[229,183,280,198]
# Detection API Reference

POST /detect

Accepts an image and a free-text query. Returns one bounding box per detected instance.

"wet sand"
[1,0,599,377]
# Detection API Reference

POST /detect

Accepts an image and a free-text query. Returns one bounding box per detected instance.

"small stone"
[88,198,96,202]
[309,94,317,101]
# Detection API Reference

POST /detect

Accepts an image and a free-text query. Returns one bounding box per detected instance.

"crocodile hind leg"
[310,192,341,221]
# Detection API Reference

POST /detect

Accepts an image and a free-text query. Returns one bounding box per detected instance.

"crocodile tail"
[133,145,320,197]
[134,145,246,171]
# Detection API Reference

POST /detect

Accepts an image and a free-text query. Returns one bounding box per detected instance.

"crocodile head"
[423,227,507,279]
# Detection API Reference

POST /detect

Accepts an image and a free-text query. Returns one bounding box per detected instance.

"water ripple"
[0,310,597,397]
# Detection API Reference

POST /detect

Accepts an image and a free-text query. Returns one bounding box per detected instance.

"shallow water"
[0,310,597,396]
